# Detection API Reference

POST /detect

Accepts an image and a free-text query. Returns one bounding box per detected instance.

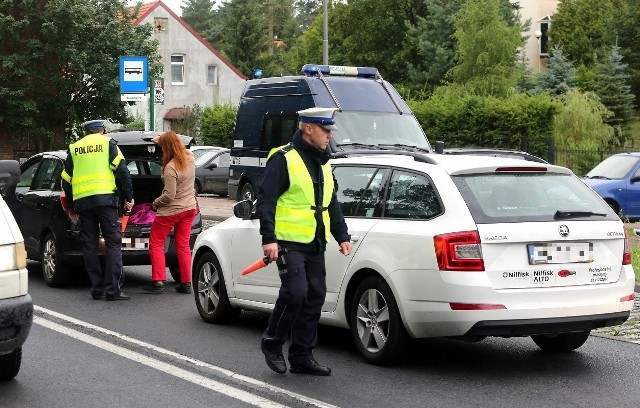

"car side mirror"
[233,199,254,219]
[631,175,640,183]
[205,162,218,170]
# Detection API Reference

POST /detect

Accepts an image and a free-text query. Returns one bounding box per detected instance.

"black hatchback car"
[2,131,202,286]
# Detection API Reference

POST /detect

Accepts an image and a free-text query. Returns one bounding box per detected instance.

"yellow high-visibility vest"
[268,145,333,243]
[61,134,123,200]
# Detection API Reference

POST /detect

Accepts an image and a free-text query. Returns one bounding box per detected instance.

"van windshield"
[333,112,430,150]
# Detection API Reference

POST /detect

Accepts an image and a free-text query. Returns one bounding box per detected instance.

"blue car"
[583,152,640,221]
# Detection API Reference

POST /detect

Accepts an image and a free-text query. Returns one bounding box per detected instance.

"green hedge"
[408,89,560,160]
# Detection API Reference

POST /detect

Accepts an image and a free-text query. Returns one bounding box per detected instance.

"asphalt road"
[2,261,640,408]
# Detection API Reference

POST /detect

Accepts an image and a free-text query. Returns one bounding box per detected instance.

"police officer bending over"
[61,120,134,301]
[257,107,352,376]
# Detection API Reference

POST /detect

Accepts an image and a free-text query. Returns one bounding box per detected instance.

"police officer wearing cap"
[257,107,352,375]
[61,120,134,301]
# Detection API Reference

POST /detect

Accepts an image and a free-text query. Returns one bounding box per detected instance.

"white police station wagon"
[191,151,635,365]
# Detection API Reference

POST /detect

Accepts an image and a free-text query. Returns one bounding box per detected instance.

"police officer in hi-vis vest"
[61,120,134,301]
[257,107,352,376]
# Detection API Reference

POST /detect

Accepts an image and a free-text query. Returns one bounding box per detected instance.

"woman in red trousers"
[142,131,198,294]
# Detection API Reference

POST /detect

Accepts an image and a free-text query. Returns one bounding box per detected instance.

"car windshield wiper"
[336,143,383,150]
[377,144,431,153]
[584,175,611,180]
[554,210,607,219]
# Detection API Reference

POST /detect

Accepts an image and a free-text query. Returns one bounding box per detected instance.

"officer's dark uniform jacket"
[257,130,350,251]
[61,134,133,211]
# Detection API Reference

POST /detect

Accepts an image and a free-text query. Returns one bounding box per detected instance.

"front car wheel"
[193,252,240,324]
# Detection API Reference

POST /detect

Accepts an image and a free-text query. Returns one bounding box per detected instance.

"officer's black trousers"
[261,250,326,366]
[79,206,124,297]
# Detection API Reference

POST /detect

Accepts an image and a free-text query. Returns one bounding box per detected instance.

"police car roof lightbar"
[301,64,379,78]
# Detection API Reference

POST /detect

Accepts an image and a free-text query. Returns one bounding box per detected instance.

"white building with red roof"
[128,1,247,132]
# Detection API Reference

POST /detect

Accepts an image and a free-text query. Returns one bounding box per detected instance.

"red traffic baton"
[121,211,131,233]
[241,256,271,275]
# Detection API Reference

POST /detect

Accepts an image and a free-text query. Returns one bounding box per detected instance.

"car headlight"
[0,241,27,271]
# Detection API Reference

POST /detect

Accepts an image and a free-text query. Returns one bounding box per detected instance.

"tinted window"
[383,170,442,220]
[333,166,385,218]
[261,115,298,151]
[32,158,62,190]
[453,172,617,223]
[17,159,40,195]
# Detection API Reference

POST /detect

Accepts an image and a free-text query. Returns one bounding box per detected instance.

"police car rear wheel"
[41,232,69,287]
[193,252,239,324]
[350,276,408,365]
[530,330,591,352]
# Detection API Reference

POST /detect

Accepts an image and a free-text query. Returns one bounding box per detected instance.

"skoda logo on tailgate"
[559,225,569,237]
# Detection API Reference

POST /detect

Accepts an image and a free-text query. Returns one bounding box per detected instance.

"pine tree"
[181,0,216,39]
[593,46,636,144]
[531,47,577,97]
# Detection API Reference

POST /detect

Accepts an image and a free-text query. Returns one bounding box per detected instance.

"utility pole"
[323,0,328,65]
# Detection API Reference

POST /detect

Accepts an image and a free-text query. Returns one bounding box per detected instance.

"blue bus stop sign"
[119,56,148,93]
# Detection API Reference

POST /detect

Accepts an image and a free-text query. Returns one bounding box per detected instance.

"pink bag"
[128,203,157,225]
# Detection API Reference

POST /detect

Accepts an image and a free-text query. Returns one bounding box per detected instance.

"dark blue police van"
[228,64,431,201]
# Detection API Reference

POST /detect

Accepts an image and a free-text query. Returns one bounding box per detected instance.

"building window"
[207,65,218,85]
[171,54,185,84]
[538,20,550,56]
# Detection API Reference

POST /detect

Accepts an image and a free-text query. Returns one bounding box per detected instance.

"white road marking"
[34,316,286,408]
[34,306,338,408]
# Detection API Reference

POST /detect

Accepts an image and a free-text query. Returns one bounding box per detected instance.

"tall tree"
[593,46,636,144]
[328,0,427,83]
[181,0,217,38]
[0,0,160,151]
[449,0,523,97]
[216,0,266,76]
[617,0,640,107]
[294,0,321,30]
[406,0,464,88]
[548,0,622,68]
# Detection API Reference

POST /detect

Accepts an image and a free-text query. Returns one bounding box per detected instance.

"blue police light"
[301,64,378,78]
[252,68,263,79]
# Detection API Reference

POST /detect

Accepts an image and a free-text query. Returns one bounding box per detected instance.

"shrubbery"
[200,103,238,148]
[408,85,559,160]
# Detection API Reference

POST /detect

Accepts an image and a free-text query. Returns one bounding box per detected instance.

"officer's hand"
[263,243,279,262]
[339,241,352,256]
[124,199,134,212]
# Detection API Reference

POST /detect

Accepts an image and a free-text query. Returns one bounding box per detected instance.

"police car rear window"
[452,172,617,223]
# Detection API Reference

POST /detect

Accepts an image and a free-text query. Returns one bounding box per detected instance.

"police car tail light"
[620,294,634,302]
[623,229,631,265]
[434,231,484,271]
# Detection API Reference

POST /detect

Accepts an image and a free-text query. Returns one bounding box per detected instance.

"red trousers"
[149,209,197,283]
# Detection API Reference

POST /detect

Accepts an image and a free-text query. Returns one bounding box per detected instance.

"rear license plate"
[122,237,149,250]
[527,242,593,265]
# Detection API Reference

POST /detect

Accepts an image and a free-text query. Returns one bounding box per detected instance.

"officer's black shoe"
[91,292,104,300]
[261,347,287,374]
[289,359,331,376]
[175,283,192,294]
[141,281,164,294]
[106,292,131,301]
